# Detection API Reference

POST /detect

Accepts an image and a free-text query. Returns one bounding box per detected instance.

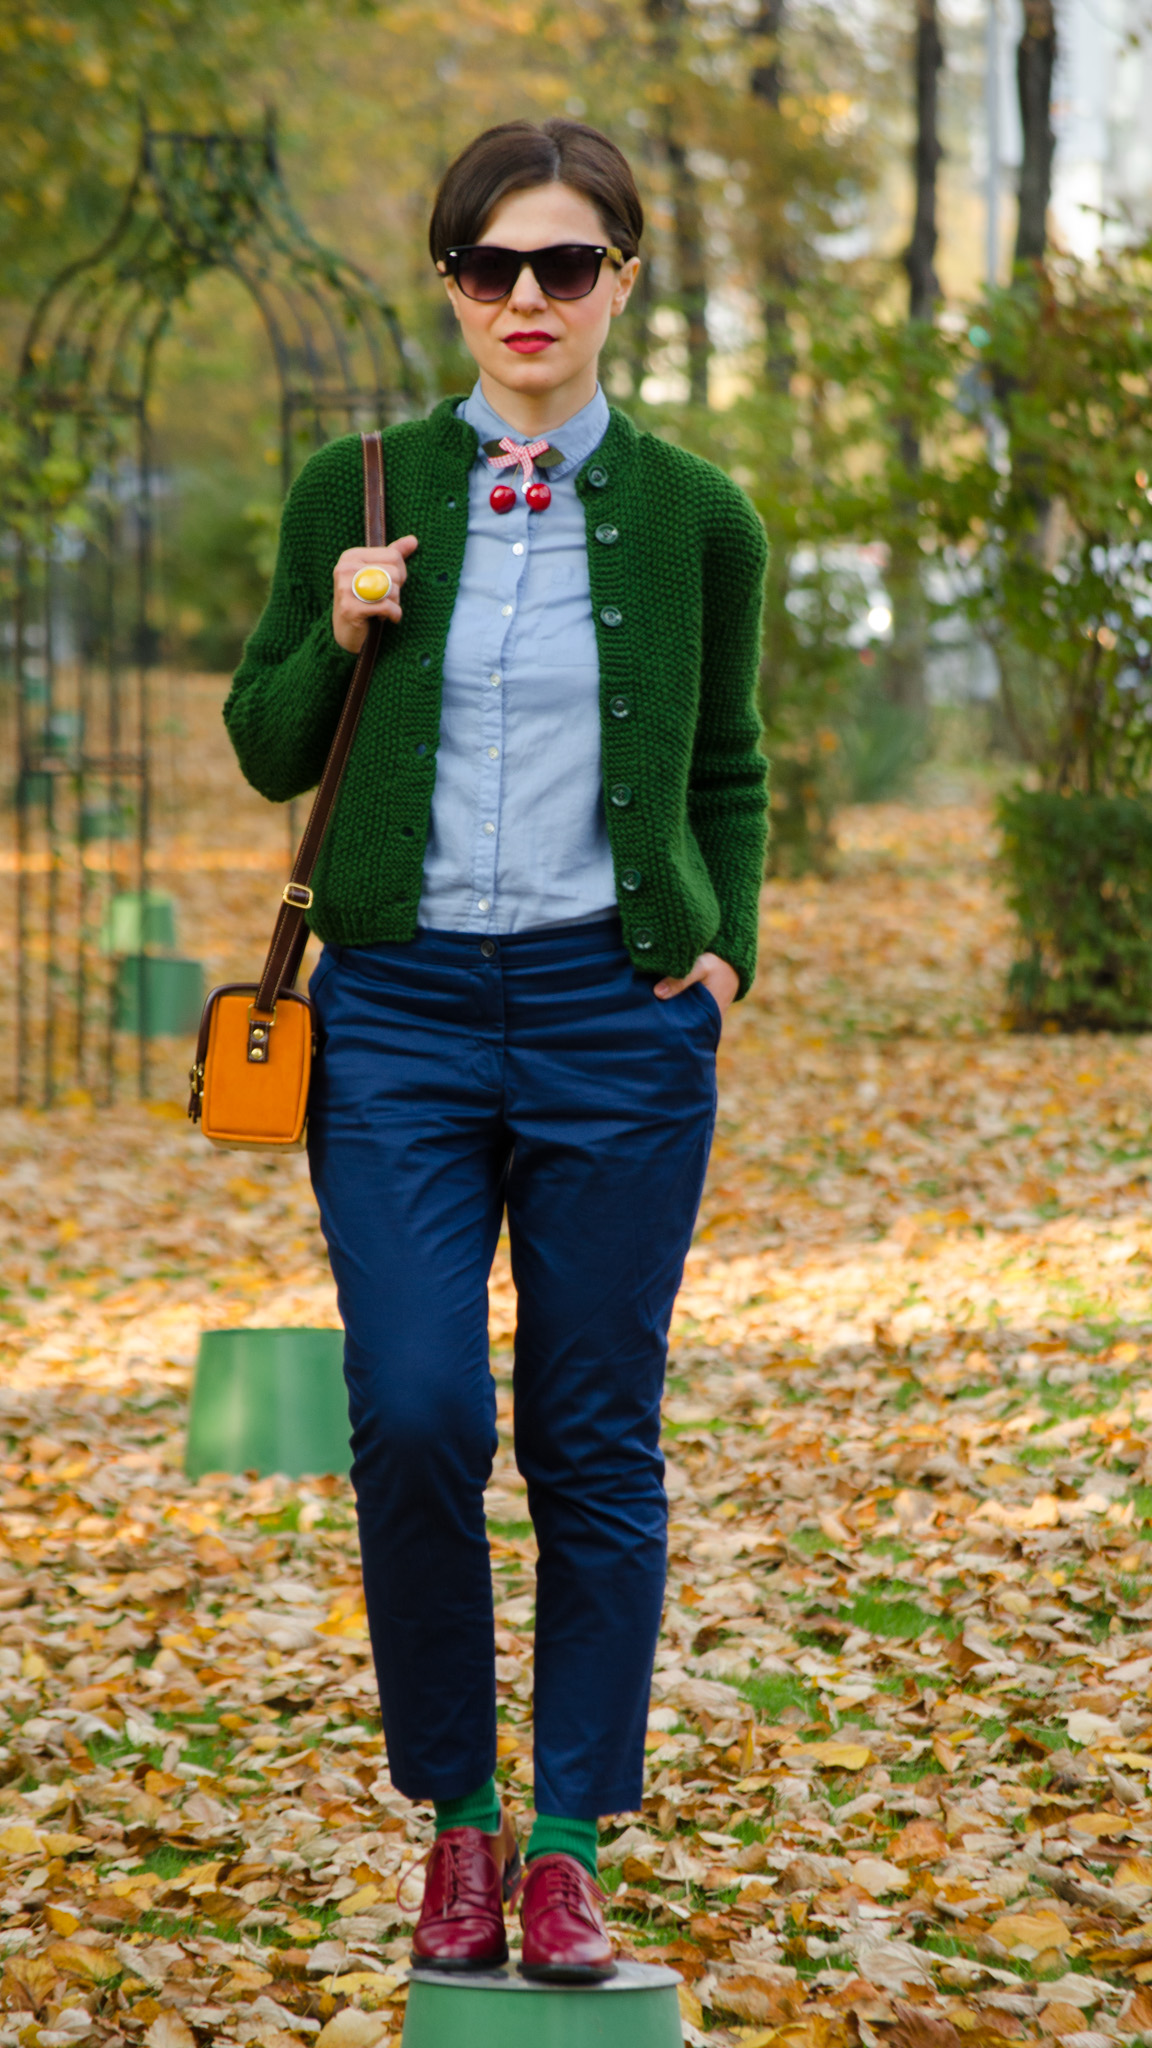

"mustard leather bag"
[188,430,387,1151]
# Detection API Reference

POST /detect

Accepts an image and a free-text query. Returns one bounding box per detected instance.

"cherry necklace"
[485,434,564,514]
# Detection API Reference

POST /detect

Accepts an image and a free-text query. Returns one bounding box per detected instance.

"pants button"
[480,939,497,959]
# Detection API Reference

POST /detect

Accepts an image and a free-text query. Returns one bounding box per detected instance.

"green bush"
[161,464,280,672]
[999,788,1152,1028]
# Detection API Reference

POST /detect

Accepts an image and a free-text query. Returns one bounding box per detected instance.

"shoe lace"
[400,1831,493,1915]
[514,1854,605,1917]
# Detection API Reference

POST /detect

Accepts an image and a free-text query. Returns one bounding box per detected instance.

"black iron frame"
[5,115,416,1107]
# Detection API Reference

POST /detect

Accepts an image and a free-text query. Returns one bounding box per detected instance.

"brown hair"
[429,119,644,265]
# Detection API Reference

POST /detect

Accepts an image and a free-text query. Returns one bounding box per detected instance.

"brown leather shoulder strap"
[253,430,386,1017]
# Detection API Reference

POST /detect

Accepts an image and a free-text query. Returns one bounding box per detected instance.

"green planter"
[80,804,132,843]
[186,1326,350,1480]
[402,1963,683,2048]
[13,770,53,807]
[102,889,178,953]
[114,954,203,1036]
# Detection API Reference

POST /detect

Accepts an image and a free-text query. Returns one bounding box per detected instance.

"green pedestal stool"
[114,954,204,1035]
[186,1327,350,1480]
[102,889,179,954]
[402,1962,683,2048]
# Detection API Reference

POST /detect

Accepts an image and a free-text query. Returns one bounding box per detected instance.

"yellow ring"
[352,565,393,604]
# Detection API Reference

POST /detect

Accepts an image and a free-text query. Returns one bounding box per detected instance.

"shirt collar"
[456,379,609,481]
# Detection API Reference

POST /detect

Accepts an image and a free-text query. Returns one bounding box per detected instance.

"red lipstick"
[504,332,555,354]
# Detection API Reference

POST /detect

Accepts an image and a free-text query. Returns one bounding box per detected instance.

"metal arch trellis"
[4,115,417,1108]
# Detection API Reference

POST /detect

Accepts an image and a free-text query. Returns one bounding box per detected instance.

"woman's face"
[440,182,639,416]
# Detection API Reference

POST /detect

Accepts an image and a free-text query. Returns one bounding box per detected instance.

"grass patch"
[864,1536,917,1562]
[254,1502,301,1533]
[739,1670,821,1723]
[488,1518,535,1541]
[137,1844,216,1879]
[841,1592,942,1640]
[889,1757,946,1783]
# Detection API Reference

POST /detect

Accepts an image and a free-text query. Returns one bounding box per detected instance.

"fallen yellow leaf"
[988,1912,1070,1952]
[781,1741,873,1771]
[336,1883,380,1915]
[677,1982,705,2029]
[0,1826,43,1857]
[44,1940,121,1982]
[1069,1811,1133,1838]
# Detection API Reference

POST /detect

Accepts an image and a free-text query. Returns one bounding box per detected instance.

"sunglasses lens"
[456,248,518,300]
[533,246,601,299]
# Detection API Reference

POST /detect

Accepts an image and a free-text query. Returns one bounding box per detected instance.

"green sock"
[526,1813,599,1880]
[434,1776,502,1837]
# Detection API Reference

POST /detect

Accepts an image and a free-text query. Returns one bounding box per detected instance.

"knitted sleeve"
[689,475,769,998]
[222,441,358,805]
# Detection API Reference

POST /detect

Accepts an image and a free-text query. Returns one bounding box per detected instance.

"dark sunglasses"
[439,242,624,303]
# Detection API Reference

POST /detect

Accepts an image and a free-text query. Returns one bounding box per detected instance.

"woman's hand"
[654,952,739,1022]
[332,535,420,653]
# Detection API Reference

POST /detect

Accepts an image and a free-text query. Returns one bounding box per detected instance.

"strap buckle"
[283,882,314,910]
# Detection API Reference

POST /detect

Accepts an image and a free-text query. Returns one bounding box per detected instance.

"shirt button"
[512,542,524,555]
[600,606,623,628]
[480,939,497,959]
[501,604,513,617]
[488,746,499,759]
[610,783,632,808]
[489,671,501,686]
[595,523,619,545]
[483,821,495,835]
[610,695,629,718]
[621,867,642,893]
[634,929,654,951]
[588,467,609,489]
[478,898,491,912]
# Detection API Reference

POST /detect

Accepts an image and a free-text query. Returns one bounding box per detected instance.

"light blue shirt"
[417,380,617,934]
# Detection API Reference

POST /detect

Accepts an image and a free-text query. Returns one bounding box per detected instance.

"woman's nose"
[507,262,549,313]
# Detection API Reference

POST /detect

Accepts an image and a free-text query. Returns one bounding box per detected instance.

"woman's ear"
[611,257,641,319]
[439,269,463,326]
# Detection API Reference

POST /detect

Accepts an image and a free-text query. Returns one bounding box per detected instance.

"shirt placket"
[470,488,530,929]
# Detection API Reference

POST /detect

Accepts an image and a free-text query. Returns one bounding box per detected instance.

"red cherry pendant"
[489,483,517,514]
[525,480,552,512]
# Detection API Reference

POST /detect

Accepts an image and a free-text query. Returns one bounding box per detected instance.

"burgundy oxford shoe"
[517,1852,617,1982]
[411,1808,521,1972]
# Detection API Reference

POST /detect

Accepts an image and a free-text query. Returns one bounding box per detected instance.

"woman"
[224,117,768,1982]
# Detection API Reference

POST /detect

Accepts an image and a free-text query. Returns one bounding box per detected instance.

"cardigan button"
[420,654,432,669]
[600,606,623,628]
[620,868,642,892]
[587,466,609,489]
[595,523,619,544]
[610,695,629,718]
[610,784,632,808]
[415,743,427,756]
[633,929,654,951]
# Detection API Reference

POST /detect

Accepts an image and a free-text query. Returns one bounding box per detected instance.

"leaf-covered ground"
[1,723,1151,2048]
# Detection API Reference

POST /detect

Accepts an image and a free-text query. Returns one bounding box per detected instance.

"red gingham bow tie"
[487,436,551,490]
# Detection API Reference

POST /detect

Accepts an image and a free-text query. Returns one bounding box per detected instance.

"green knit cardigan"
[224,396,769,994]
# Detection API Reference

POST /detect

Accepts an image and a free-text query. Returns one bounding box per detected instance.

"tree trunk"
[646,0,710,406]
[903,0,943,323]
[747,0,794,391]
[1014,0,1057,266]
[885,0,944,716]
[665,129,709,405]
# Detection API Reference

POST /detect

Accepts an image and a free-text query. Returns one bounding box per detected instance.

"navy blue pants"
[306,917,717,1819]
